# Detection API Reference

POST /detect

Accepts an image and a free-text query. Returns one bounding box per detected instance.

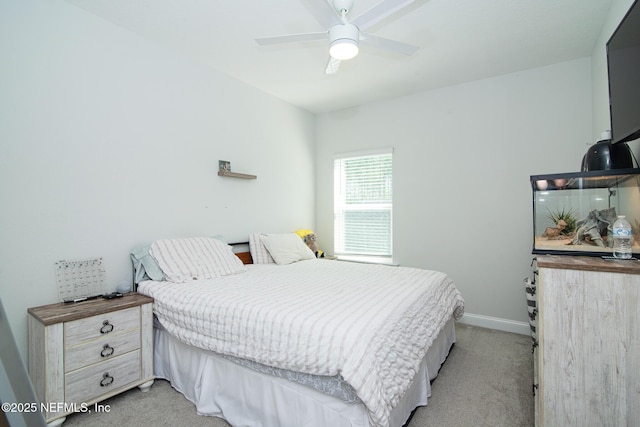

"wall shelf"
[218,170,257,180]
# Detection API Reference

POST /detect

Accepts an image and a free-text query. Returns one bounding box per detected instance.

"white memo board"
[55,257,106,302]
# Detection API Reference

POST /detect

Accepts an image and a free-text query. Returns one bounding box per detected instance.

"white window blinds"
[334,150,393,259]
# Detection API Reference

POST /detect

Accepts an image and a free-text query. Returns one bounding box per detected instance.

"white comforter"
[138,259,464,427]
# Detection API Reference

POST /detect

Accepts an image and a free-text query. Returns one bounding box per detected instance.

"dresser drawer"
[65,306,140,345]
[65,328,140,372]
[65,350,141,403]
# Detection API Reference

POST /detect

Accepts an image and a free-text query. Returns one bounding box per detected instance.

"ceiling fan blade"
[255,32,327,46]
[360,32,419,55]
[325,57,341,74]
[351,0,416,31]
[301,0,343,27]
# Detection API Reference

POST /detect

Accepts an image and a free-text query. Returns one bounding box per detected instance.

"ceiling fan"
[255,0,419,74]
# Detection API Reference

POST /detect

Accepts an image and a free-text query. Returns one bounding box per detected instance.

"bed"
[133,234,464,427]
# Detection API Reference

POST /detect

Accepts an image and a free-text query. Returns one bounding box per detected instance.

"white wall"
[0,0,315,358]
[315,58,592,328]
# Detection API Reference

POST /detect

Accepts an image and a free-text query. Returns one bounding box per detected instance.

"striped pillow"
[249,233,275,264]
[150,237,246,282]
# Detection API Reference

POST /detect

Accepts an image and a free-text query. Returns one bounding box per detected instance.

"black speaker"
[581,140,633,171]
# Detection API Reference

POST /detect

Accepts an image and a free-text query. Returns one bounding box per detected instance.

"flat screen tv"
[607,0,640,144]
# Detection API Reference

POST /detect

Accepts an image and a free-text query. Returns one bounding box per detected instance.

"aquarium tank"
[530,168,640,257]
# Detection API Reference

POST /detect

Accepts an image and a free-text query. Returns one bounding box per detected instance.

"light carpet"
[64,324,534,427]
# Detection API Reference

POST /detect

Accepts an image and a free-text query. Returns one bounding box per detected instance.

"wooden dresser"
[534,256,640,426]
[28,293,154,426]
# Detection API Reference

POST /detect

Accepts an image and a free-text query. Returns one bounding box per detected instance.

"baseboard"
[458,313,530,336]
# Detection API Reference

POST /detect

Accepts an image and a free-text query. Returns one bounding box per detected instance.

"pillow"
[150,237,246,282]
[131,243,165,283]
[131,235,228,282]
[260,233,316,265]
[249,233,275,264]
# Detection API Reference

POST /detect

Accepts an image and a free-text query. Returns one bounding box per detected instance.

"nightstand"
[28,293,154,426]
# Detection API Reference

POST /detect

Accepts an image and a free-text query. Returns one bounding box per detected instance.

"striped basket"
[524,277,537,341]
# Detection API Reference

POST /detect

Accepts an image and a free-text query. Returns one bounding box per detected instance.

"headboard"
[234,251,253,265]
[229,241,253,265]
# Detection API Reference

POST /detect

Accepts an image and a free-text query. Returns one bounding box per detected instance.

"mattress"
[138,259,464,427]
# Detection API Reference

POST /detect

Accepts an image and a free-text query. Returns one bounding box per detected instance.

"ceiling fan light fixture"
[256,0,418,74]
[330,39,359,60]
[328,23,359,60]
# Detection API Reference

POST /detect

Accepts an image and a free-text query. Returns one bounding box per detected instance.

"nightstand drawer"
[65,306,140,345]
[65,350,141,403]
[65,328,141,372]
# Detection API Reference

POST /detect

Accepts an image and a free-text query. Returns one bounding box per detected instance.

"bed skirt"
[154,316,456,427]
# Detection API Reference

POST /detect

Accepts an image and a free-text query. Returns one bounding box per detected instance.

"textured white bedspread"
[138,259,464,427]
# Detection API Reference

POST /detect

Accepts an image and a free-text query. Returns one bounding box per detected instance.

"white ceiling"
[65,0,614,113]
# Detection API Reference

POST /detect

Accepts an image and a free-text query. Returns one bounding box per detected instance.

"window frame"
[333,148,394,264]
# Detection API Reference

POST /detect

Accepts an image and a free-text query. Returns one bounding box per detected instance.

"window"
[333,149,393,261]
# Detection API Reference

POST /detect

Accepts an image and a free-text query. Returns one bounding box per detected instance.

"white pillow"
[260,233,316,265]
[150,237,246,282]
[249,233,275,264]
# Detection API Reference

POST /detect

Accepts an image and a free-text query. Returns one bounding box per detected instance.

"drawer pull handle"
[100,320,114,334]
[100,344,115,357]
[100,373,114,387]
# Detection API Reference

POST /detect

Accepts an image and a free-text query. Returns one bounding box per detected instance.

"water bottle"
[613,215,633,259]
